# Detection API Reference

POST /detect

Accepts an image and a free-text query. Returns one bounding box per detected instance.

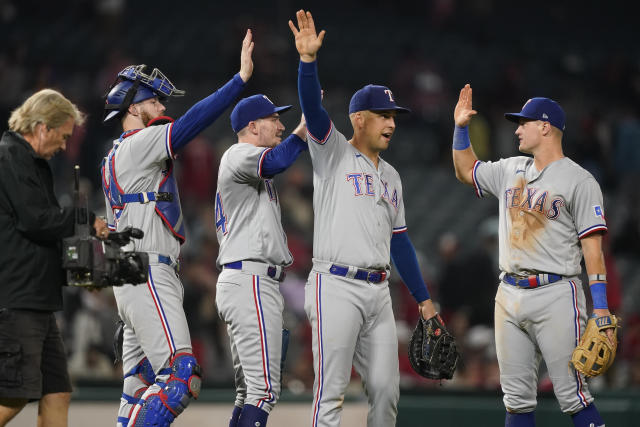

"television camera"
[62,166,149,287]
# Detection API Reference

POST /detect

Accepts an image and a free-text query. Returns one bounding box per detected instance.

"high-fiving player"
[289,10,442,427]
[101,31,254,427]
[215,94,308,427]
[452,84,616,427]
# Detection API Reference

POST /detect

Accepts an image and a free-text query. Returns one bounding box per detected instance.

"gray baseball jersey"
[215,142,293,269]
[214,141,295,413]
[103,124,192,425]
[472,155,607,414]
[104,125,181,258]
[472,156,607,276]
[309,125,407,269]
[305,124,405,427]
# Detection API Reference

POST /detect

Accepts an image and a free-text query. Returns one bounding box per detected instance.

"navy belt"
[500,272,563,289]
[157,254,179,272]
[224,261,286,282]
[329,264,388,283]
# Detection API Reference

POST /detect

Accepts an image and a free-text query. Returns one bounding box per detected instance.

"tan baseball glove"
[570,314,620,377]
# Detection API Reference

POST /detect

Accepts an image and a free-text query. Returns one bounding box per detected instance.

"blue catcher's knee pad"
[571,404,604,427]
[132,353,201,427]
[505,411,535,427]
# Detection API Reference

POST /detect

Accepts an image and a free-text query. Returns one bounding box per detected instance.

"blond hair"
[8,89,85,134]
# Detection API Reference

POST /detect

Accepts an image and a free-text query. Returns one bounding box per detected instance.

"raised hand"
[454,84,478,127]
[288,9,326,63]
[239,29,254,83]
[292,113,308,140]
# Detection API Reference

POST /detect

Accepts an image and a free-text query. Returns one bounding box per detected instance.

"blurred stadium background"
[2,0,639,425]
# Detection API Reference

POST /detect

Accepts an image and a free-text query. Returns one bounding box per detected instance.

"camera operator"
[0,89,108,427]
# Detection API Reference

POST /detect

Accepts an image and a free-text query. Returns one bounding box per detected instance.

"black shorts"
[0,309,72,400]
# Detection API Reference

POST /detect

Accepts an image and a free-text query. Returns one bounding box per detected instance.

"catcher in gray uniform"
[101,31,254,427]
[452,84,617,427]
[215,94,307,427]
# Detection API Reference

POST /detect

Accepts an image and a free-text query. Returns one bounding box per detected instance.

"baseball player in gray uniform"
[215,94,308,427]
[289,10,440,427]
[100,31,254,427]
[452,84,614,427]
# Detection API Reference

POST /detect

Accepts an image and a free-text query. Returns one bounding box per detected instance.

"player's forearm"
[581,233,609,310]
[452,125,478,185]
[170,74,246,151]
[390,232,430,303]
[298,60,331,140]
[260,135,308,178]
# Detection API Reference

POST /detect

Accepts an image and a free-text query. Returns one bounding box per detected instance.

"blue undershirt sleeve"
[298,61,331,141]
[391,232,430,303]
[170,73,246,152]
[260,134,308,178]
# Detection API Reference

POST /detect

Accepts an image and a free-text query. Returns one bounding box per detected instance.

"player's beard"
[141,110,154,127]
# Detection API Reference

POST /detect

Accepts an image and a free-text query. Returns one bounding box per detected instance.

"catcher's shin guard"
[130,353,202,426]
[118,357,163,427]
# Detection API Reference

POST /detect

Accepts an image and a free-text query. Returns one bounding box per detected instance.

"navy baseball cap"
[504,97,566,131]
[348,84,410,114]
[231,94,292,133]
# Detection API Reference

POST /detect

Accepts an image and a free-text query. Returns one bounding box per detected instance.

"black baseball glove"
[408,314,460,380]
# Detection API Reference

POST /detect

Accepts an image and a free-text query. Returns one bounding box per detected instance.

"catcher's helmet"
[103,65,185,123]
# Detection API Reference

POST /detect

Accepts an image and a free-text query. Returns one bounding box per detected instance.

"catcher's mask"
[103,65,185,123]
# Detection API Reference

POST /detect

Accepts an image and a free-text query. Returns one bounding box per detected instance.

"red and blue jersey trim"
[578,224,607,239]
[569,280,589,408]
[253,275,275,409]
[308,122,333,145]
[147,266,177,356]
[165,122,175,159]
[472,160,484,198]
[392,226,408,234]
[312,273,325,427]
[257,148,272,178]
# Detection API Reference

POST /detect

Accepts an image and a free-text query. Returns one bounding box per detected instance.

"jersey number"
[215,191,228,235]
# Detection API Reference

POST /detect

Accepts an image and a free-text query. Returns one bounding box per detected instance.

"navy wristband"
[590,281,608,309]
[453,125,470,150]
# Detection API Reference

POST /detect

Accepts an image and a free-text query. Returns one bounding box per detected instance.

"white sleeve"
[572,177,608,239]
[126,124,174,169]
[392,178,407,234]
[472,158,507,199]
[307,123,348,178]
[225,143,266,183]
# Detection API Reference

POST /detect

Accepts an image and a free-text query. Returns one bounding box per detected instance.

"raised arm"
[452,84,479,185]
[260,114,308,178]
[288,10,331,141]
[170,30,254,151]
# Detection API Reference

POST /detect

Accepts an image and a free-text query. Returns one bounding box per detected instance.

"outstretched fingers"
[454,83,477,126]
[298,9,308,29]
[239,29,254,83]
[288,19,299,36]
[317,29,326,45]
